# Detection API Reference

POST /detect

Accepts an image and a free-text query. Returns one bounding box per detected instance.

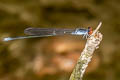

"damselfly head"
[88,27,93,35]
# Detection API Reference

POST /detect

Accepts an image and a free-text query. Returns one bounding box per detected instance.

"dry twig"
[69,22,103,80]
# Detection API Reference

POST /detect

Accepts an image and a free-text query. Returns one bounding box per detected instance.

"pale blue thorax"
[71,28,88,35]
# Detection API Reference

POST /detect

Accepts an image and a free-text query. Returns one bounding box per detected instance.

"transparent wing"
[3,27,88,42]
[24,28,75,36]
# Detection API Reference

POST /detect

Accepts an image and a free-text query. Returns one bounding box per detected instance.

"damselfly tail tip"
[3,37,13,41]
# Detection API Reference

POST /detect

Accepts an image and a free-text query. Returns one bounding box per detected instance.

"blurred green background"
[0,0,120,80]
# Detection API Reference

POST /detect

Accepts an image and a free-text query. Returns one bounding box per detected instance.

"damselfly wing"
[24,28,75,36]
[3,27,92,41]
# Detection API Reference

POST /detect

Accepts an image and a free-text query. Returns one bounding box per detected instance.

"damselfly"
[3,27,93,41]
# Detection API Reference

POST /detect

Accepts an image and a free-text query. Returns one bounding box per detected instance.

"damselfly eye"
[88,27,93,35]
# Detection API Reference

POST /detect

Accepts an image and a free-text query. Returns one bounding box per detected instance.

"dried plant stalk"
[69,22,103,80]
